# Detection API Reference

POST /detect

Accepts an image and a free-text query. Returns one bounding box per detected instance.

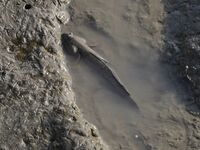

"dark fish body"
[62,33,139,110]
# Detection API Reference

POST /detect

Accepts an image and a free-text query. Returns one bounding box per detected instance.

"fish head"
[61,33,80,56]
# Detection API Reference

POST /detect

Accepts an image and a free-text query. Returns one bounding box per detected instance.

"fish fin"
[74,35,87,44]
[100,57,109,64]
[88,49,109,64]
[74,53,81,64]
[89,44,98,48]
[127,96,140,111]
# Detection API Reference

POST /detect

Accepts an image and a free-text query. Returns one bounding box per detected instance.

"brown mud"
[62,0,200,150]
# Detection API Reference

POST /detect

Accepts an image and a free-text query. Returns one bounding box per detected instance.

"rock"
[0,0,108,149]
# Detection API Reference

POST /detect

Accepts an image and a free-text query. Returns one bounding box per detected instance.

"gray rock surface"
[0,0,108,149]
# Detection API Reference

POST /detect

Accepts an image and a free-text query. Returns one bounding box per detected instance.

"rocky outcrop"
[0,0,108,149]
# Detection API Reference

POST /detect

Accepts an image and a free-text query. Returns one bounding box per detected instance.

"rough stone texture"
[163,1,200,112]
[0,0,108,149]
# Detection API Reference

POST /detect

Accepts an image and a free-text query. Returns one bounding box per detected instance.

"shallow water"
[62,0,186,149]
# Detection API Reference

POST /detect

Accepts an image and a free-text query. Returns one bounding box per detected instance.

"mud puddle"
[62,0,188,149]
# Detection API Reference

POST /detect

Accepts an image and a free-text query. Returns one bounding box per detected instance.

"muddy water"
[62,0,187,149]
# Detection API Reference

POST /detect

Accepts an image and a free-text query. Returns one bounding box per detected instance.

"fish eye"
[24,4,32,10]
[68,32,73,37]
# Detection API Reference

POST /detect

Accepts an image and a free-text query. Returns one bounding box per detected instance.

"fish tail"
[127,96,140,111]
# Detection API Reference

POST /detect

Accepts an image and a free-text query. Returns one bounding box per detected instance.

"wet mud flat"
[63,0,200,150]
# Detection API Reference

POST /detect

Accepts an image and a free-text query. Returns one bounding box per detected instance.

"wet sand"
[62,0,200,150]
